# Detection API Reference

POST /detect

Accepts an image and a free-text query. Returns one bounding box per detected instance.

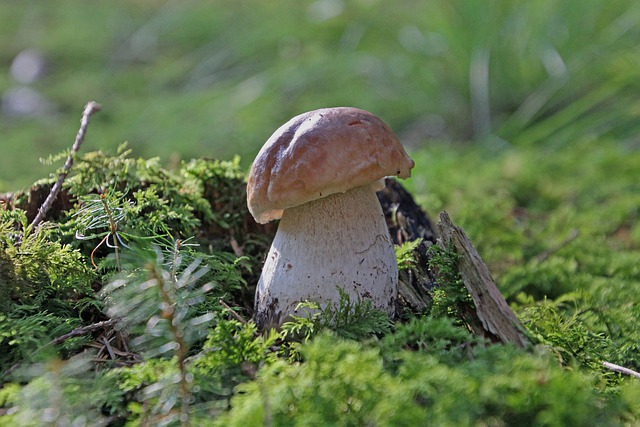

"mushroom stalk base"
[254,185,398,329]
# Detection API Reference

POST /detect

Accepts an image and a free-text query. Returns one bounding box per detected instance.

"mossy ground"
[0,138,639,425]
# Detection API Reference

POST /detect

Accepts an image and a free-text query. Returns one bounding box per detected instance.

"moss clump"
[0,145,257,373]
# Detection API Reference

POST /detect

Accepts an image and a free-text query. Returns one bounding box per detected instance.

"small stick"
[229,232,244,257]
[603,361,640,380]
[219,299,248,324]
[48,318,117,346]
[102,335,117,360]
[535,229,579,263]
[31,101,102,228]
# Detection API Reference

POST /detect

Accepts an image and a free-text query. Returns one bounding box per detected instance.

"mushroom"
[247,107,415,329]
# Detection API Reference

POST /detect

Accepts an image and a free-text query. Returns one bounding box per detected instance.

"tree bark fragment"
[436,211,528,348]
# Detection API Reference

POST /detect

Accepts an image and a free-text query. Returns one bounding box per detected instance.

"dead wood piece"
[436,211,528,348]
[377,178,439,313]
[102,335,117,360]
[377,178,438,246]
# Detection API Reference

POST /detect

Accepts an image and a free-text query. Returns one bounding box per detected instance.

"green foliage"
[281,288,393,344]
[3,1,640,191]
[217,333,420,427]
[0,209,95,368]
[63,144,216,241]
[0,310,84,370]
[55,145,254,277]
[181,156,247,232]
[0,142,258,423]
[104,320,281,425]
[0,146,256,380]
[188,319,280,407]
[426,243,476,324]
[219,332,640,426]
[200,319,278,370]
[393,345,640,427]
[518,295,616,371]
[2,239,250,424]
[395,238,422,271]
[407,137,640,382]
[319,290,393,340]
[100,243,229,424]
[102,246,216,358]
[380,315,483,370]
[2,136,639,425]
[0,209,95,310]
[3,355,110,427]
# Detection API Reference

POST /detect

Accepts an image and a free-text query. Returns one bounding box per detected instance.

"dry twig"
[102,335,117,360]
[219,298,248,324]
[48,318,117,346]
[535,229,579,263]
[229,232,244,257]
[31,101,102,228]
[603,361,640,380]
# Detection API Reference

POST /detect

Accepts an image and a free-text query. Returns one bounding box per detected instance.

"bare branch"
[31,101,102,228]
[219,298,248,324]
[48,318,117,346]
[603,361,640,380]
[535,229,579,263]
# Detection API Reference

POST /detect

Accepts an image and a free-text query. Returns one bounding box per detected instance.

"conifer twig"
[32,101,102,228]
[603,361,640,380]
[152,265,192,425]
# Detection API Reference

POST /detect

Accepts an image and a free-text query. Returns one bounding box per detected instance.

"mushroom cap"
[247,107,415,224]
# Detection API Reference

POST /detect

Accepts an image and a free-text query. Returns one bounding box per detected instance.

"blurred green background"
[2,4,640,420]
[1,0,639,192]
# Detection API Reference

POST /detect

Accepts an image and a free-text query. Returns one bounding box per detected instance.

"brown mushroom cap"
[247,107,415,224]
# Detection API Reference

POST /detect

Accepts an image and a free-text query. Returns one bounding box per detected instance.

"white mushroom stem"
[254,184,398,328]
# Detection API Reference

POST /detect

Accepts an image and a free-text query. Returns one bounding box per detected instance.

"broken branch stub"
[436,211,528,348]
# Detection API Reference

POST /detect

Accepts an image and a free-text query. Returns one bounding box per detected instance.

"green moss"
[426,243,476,326]
[219,333,640,426]
[2,127,640,424]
